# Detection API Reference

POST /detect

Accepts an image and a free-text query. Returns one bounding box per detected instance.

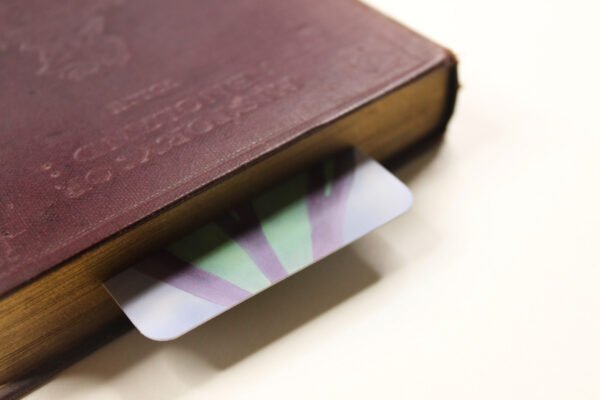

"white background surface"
[29,0,600,398]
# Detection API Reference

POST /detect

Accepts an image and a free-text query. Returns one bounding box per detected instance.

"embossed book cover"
[0,0,457,397]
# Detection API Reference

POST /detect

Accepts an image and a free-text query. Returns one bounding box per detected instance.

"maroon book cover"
[0,0,452,296]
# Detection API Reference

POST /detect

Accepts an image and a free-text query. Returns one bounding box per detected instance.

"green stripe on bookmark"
[168,223,270,293]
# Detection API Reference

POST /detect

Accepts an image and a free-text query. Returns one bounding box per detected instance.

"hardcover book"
[0,0,458,397]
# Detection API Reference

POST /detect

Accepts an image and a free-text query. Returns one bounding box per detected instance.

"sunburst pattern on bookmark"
[105,149,412,340]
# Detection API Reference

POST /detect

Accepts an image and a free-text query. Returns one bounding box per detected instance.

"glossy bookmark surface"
[104,149,412,340]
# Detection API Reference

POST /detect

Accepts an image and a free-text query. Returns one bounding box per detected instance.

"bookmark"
[104,149,412,340]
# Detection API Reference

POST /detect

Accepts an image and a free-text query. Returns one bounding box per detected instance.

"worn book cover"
[0,0,458,397]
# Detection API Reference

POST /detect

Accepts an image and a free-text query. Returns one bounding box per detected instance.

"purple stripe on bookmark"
[307,151,355,260]
[134,251,251,307]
